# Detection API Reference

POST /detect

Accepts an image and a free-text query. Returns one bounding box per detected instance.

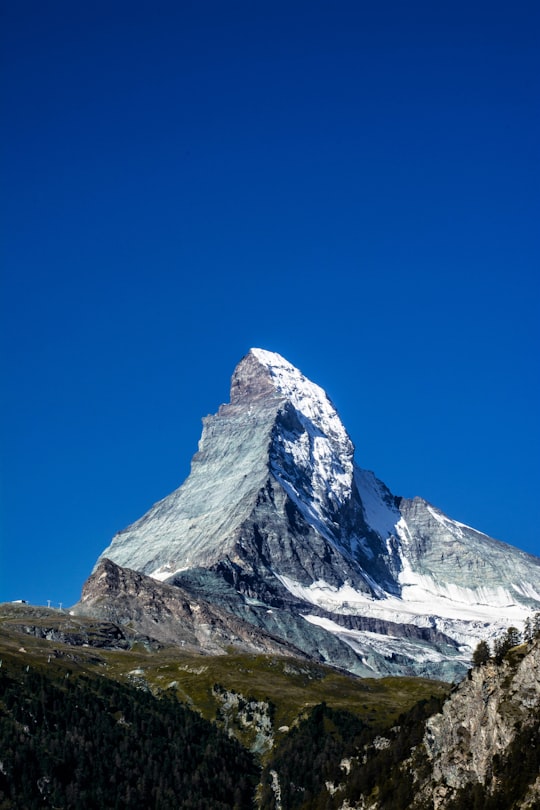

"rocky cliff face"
[85,349,540,679]
[77,558,309,659]
[413,639,540,808]
[307,638,540,809]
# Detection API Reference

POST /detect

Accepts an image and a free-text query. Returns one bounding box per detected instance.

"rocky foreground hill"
[338,634,540,810]
[417,637,540,808]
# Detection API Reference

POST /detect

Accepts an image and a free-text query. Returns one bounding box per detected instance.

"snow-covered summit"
[250,348,347,431]
[237,349,356,546]
[233,348,351,445]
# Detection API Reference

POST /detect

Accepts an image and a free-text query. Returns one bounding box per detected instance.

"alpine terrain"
[78,349,540,680]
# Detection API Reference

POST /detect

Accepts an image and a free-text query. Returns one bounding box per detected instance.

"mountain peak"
[89,350,540,679]
[231,349,350,446]
[228,349,283,405]
[249,347,290,367]
[246,348,327,404]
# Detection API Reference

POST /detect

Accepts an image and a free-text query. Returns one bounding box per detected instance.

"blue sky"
[1,1,539,607]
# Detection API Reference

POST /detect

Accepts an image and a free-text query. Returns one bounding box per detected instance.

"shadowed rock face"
[89,349,540,679]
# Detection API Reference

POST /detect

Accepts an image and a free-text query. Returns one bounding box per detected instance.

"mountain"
[79,349,540,680]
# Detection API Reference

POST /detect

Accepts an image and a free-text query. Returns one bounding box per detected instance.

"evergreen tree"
[0,666,259,809]
[472,640,491,667]
[494,626,521,664]
[506,626,521,648]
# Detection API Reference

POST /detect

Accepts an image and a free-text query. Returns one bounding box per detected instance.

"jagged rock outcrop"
[3,618,130,649]
[413,639,540,808]
[300,639,540,808]
[212,685,275,755]
[83,349,540,679]
[75,557,312,659]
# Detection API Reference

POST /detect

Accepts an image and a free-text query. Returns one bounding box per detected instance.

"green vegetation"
[3,608,539,808]
[0,664,258,809]
[471,639,490,667]
[337,695,445,810]
[0,605,450,750]
[256,695,445,809]
[0,604,451,808]
[259,702,372,809]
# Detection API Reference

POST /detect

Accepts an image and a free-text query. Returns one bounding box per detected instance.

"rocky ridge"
[78,557,309,660]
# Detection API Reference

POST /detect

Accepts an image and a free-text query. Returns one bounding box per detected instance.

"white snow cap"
[249,348,348,443]
[249,349,355,534]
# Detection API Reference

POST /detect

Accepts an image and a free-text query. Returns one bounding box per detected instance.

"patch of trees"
[0,665,258,809]
[259,702,373,810]
[259,696,445,810]
[336,695,444,810]
[523,612,540,643]
[472,611,540,668]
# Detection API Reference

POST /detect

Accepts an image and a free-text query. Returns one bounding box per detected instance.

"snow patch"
[512,582,540,601]
[255,349,358,552]
[275,569,532,653]
[303,614,457,666]
[150,565,189,582]
[354,467,400,540]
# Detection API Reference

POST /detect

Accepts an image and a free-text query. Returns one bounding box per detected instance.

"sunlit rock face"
[95,349,540,679]
[415,640,540,807]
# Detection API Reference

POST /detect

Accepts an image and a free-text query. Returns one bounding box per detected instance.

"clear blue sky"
[1,1,539,607]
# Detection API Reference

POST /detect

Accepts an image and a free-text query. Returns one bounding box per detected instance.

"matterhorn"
[77,349,540,680]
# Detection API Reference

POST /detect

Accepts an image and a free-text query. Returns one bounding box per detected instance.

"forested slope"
[0,665,258,809]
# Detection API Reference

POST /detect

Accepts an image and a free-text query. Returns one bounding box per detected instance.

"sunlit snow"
[303,614,458,668]
[252,349,356,545]
[276,567,532,656]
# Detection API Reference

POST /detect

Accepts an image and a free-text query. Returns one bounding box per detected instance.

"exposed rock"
[3,619,130,650]
[212,684,274,754]
[416,640,540,807]
[74,557,312,660]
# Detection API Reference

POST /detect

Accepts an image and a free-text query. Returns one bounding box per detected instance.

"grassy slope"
[0,604,450,752]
